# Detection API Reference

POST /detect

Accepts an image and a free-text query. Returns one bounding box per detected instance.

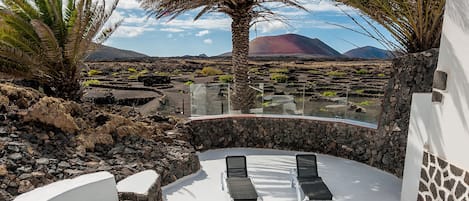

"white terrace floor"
[162,148,402,201]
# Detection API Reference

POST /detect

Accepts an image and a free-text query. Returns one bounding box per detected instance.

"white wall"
[401,94,438,200]
[14,172,118,201]
[401,0,469,200]
[431,0,469,168]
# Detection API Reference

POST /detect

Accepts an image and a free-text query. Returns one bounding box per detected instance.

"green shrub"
[308,70,321,74]
[219,75,233,83]
[262,101,272,107]
[378,73,386,77]
[321,91,337,97]
[128,75,138,80]
[319,108,328,112]
[249,68,259,73]
[87,69,102,77]
[184,81,194,86]
[112,72,119,77]
[355,89,365,94]
[358,100,373,106]
[83,79,101,87]
[270,73,289,83]
[201,67,223,76]
[327,71,347,77]
[139,69,149,75]
[269,68,289,74]
[173,69,182,75]
[128,68,138,73]
[355,69,370,74]
[155,71,171,76]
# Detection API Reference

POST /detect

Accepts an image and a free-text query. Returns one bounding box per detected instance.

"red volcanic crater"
[248,34,343,57]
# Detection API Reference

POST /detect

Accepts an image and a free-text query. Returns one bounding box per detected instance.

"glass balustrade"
[190,81,381,125]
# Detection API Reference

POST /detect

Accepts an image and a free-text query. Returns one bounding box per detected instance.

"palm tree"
[337,0,445,53]
[0,0,120,101]
[139,0,306,113]
[336,0,445,177]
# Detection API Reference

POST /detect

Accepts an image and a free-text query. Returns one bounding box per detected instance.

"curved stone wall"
[186,115,397,174]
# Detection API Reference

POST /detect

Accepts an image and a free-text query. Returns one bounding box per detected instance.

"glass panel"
[262,82,305,116]
[190,83,229,116]
[189,82,381,125]
[303,80,348,119]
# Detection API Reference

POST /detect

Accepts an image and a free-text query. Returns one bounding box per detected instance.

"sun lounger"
[291,154,333,201]
[221,156,262,201]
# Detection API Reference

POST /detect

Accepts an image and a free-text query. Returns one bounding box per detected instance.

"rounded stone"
[8,153,22,160]
[35,158,50,165]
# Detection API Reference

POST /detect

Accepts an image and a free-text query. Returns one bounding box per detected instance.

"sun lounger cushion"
[298,177,333,200]
[226,177,258,201]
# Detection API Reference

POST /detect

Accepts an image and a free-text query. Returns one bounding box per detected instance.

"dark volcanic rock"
[138,75,171,86]
[376,49,439,177]
[0,83,200,200]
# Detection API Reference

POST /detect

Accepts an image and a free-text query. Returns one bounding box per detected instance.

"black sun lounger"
[293,154,333,201]
[223,156,260,201]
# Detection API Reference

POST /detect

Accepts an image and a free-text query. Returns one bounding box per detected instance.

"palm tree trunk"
[231,14,254,113]
[43,74,83,101]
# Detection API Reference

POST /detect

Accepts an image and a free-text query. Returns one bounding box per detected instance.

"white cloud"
[254,20,289,33]
[203,38,213,44]
[113,26,155,38]
[161,28,185,32]
[159,18,231,31]
[300,0,355,13]
[196,30,210,37]
[116,0,141,10]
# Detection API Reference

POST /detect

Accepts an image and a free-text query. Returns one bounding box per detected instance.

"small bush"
[87,70,102,77]
[321,91,337,97]
[319,108,328,112]
[219,75,233,83]
[173,69,182,75]
[155,71,171,76]
[201,67,223,76]
[262,101,272,107]
[308,70,321,74]
[327,71,347,77]
[184,81,194,86]
[128,75,138,80]
[249,68,259,73]
[355,89,365,94]
[358,100,373,106]
[269,68,289,74]
[112,72,119,77]
[355,69,370,74]
[128,68,138,73]
[378,73,386,77]
[270,73,289,83]
[139,69,149,75]
[83,79,101,87]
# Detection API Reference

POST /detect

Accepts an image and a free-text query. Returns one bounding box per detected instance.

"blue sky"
[105,0,391,56]
[102,0,395,57]
[0,0,396,56]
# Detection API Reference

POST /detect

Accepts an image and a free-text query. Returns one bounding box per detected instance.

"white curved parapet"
[14,171,118,201]
[117,170,159,196]
[190,114,378,129]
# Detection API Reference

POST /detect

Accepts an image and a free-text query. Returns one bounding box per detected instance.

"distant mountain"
[344,46,394,59]
[182,54,208,58]
[220,34,343,58]
[86,45,148,61]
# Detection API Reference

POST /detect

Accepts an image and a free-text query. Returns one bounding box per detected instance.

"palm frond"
[0,0,120,100]
[31,19,63,63]
[337,0,444,53]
